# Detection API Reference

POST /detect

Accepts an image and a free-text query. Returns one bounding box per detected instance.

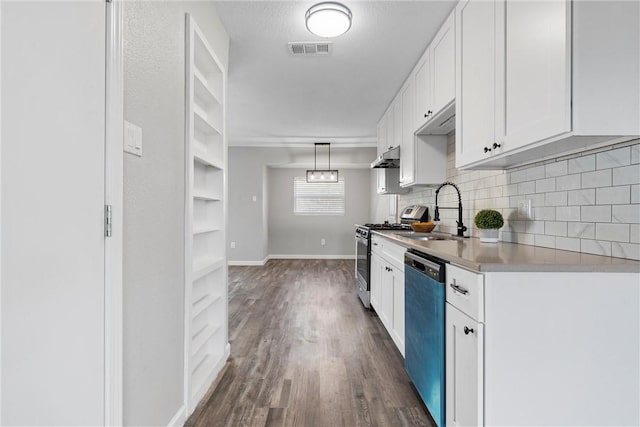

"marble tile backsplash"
[399,134,640,260]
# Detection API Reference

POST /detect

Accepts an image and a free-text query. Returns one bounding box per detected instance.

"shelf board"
[193,151,224,170]
[193,224,221,235]
[194,68,222,107]
[191,323,222,357]
[192,293,223,318]
[192,256,225,281]
[192,191,220,202]
[194,108,221,136]
[190,349,226,404]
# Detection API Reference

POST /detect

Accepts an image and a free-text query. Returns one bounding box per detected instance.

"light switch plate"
[124,120,142,157]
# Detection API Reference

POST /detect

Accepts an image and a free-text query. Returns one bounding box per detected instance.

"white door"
[2,2,107,425]
[502,0,571,149]
[455,0,498,167]
[400,81,414,186]
[414,50,431,129]
[446,304,484,427]
[431,12,456,115]
[370,253,382,310]
[379,262,394,331]
[391,266,405,356]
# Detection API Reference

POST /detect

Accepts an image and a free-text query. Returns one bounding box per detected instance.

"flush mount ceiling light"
[305,2,352,38]
[307,143,339,183]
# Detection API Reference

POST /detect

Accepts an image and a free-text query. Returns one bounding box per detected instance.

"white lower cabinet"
[445,266,640,426]
[370,253,382,311]
[371,236,405,356]
[446,304,483,427]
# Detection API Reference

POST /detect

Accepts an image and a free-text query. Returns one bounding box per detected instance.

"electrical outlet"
[252,195,257,202]
[321,238,326,246]
[230,241,236,249]
[518,199,533,219]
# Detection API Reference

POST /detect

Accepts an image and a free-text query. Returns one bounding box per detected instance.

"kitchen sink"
[393,231,456,241]
[406,235,450,241]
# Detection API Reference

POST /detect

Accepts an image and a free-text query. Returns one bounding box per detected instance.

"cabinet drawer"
[382,239,406,268]
[446,264,484,321]
[371,235,384,255]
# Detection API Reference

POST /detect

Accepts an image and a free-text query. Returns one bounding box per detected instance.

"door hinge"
[105,205,112,237]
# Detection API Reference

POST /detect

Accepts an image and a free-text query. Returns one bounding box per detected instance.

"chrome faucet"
[433,182,467,237]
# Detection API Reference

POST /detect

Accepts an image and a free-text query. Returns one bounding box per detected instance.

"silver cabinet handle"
[450,283,468,295]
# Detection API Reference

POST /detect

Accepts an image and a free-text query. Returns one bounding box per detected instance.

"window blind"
[294,176,345,215]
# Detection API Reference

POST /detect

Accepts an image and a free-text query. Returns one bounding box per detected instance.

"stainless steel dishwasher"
[404,249,446,427]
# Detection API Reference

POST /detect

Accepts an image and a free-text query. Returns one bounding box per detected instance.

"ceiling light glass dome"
[305,2,352,38]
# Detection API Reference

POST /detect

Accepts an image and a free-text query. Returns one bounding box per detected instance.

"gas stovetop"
[364,223,411,231]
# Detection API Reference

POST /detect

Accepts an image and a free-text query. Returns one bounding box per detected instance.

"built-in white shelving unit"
[184,14,229,416]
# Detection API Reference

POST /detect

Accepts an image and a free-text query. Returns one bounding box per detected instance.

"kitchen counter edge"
[372,230,640,273]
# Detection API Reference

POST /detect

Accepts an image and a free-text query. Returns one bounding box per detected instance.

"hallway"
[185,259,433,426]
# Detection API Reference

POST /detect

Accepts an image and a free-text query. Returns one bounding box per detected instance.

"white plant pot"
[479,228,499,243]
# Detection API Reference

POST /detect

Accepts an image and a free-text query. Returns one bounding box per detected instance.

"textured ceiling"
[214,1,457,146]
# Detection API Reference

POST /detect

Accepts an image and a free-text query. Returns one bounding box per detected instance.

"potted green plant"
[474,209,504,243]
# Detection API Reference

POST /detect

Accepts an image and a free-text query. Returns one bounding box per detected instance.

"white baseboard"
[268,254,356,260]
[167,405,186,427]
[228,257,269,266]
[229,255,355,266]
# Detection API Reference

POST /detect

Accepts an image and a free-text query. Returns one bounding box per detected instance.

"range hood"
[371,146,400,168]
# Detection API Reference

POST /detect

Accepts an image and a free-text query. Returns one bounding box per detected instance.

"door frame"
[105,0,124,425]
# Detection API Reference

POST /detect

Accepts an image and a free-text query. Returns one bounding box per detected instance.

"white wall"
[228,146,376,263]
[268,168,371,256]
[399,134,640,260]
[123,2,228,425]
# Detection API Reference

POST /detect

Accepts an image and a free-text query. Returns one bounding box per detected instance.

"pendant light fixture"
[307,143,339,183]
[305,2,352,38]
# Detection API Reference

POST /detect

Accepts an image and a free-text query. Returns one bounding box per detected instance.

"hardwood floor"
[186,259,433,427]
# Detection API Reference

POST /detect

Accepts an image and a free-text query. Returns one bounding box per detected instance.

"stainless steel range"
[355,205,430,308]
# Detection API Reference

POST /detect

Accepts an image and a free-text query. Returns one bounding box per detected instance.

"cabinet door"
[393,98,402,149]
[431,11,456,115]
[400,81,415,186]
[391,266,405,356]
[370,254,383,310]
[414,50,432,130]
[379,264,394,332]
[502,0,571,150]
[455,0,498,168]
[386,110,394,151]
[446,304,484,427]
[377,119,387,155]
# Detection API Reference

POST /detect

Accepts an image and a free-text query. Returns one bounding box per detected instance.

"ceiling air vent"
[288,42,332,56]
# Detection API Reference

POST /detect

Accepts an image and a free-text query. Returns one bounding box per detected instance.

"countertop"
[372,230,640,273]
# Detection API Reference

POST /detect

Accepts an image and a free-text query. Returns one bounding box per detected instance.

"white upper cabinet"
[385,108,394,151]
[501,0,571,151]
[430,12,456,118]
[393,96,403,148]
[377,7,454,189]
[456,0,640,169]
[455,0,499,167]
[377,119,387,155]
[414,50,432,129]
[400,80,415,186]
[415,10,456,135]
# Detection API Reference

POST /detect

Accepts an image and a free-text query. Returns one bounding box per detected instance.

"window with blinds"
[294,176,345,215]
